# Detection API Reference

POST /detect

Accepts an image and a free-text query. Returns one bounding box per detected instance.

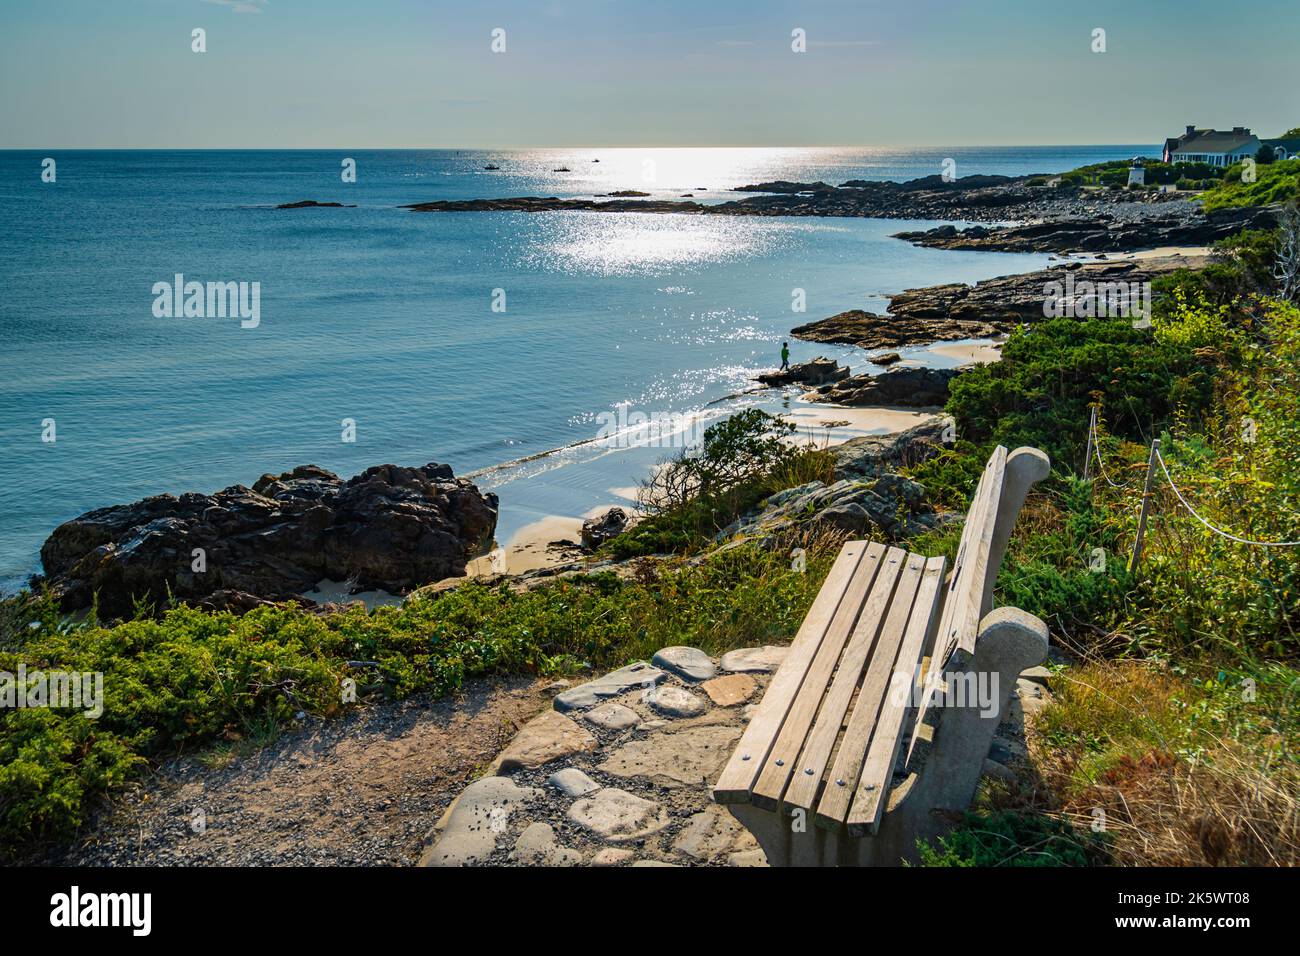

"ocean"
[0,145,1153,593]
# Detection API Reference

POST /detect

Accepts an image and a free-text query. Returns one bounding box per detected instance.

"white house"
[1162,126,1261,167]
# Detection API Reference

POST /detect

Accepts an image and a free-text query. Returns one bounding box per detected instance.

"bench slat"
[801,550,927,824]
[712,540,870,804]
[780,546,914,813]
[843,555,947,836]
[906,446,1006,762]
[748,542,888,810]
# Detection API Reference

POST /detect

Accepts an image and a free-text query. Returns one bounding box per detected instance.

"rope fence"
[1083,406,1300,570]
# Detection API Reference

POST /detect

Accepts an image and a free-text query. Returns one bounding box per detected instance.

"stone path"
[419,645,1055,867]
[420,645,785,867]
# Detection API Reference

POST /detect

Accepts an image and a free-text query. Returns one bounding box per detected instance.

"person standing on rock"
[780,341,790,371]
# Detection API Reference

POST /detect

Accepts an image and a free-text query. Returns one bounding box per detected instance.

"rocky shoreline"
[790,253,1206,351]
[400,173,1269,254]
[35,462,498,617]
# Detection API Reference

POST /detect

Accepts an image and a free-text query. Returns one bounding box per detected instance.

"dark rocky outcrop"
[581,508,630,550]
[812,366,962,408]
[755,356,850,387]
[276,200,355,209]
[831,416,955,480]
[36,462,499,616]
[894,203,1280,253]
[793,255,1206,351]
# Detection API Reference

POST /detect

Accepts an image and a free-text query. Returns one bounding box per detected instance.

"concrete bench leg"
[874,606,1050,865]
[725,607,1049,867]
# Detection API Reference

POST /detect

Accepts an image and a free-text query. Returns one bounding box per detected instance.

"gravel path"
[38,677,548,867]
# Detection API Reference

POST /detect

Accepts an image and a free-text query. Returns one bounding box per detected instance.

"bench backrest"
[907,444,1049,760]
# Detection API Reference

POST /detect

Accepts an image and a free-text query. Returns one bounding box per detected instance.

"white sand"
[926,340,1003,365]
[781,399,941,448]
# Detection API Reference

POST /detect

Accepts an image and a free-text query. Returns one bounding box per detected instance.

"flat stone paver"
[583,701,641,731]
[671,805,747,861]
[492,710,597,773]
[566,788,669,843]
[420,776,540,867]
[651,646,717,682]
[554,662,666,711]
[598,723,743,789]
[701,673,758,706]
[547,767,601,797]
[719,646,787,674]
[510,822,583,866]
[647,685,707,718]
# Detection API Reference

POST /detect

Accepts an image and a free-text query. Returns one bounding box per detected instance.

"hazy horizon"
[2,0,1297,150]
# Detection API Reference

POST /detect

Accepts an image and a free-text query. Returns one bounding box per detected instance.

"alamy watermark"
[152,274,260,328]
[1043,274,1151,320]
[1,664,103,719]
[595,404,706,449]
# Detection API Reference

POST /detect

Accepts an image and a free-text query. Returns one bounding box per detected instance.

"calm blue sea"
[0,146,1154,592]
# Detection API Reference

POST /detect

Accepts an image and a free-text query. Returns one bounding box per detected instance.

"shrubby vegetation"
[908,228,1300,865]
[4,217,1299,866]
[1200,158,1300,211]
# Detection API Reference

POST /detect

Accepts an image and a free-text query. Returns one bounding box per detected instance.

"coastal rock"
[419,776,540,867]
[276,199,355,209]
[719,646,788,674]
[553,662,666,712]
[812,365,962,407]
[492,710,598,773]
[894,203,1279,253]
[794,256,1205,351]
[581,508,630,550]
[755,356,850,388]
[650,646,717,682]
[717,473,934,545]
[869,351,901,365]
[38,462,499,616]
[566,788,670,843]
[832,416,954,479]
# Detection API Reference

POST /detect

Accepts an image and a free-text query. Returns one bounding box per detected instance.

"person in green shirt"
[780,341,790,371]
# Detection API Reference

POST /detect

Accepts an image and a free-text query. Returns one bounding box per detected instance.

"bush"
[917,810,1109,866]
[944,318,1212,469]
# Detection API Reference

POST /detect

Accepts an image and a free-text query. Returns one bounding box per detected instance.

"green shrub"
[917,810,1109,866]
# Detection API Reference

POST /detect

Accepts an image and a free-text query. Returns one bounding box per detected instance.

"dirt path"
[42,677,549,866]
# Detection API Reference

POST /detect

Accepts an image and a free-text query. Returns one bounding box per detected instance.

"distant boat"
[592,159,600,163]
[552,167,571,172]
[484,164,500,170]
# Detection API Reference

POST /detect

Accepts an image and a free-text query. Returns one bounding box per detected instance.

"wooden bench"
[713,445,1051,866]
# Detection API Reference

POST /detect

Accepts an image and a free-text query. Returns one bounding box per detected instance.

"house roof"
[1172,130,1260,155]
[1263,138,1300,152]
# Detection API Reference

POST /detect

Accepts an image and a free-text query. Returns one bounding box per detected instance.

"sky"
[1,0,1297,148]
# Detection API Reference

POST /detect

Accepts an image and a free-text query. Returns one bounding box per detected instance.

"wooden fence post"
[1129,438,1161,573]
[1083,406,1096,482]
